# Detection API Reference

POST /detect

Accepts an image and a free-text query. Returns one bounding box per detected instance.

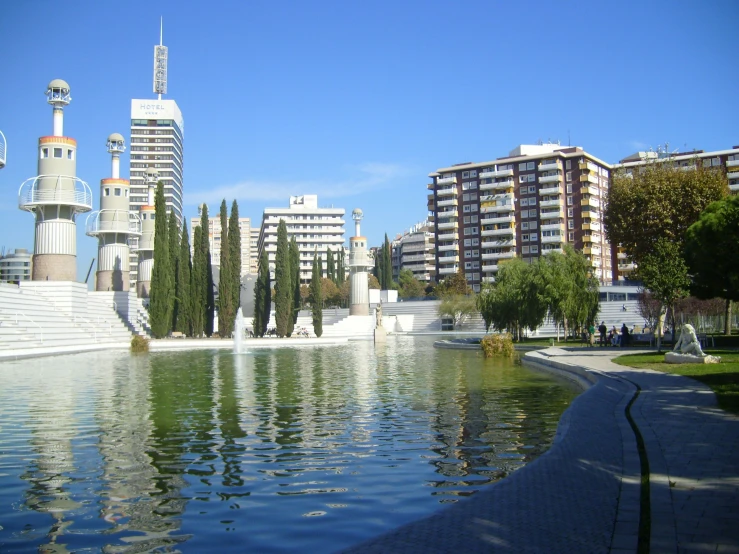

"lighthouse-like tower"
[18,80,92,281]
[136,167,159,297]
[86,134,141,291]
[348,208,372,316]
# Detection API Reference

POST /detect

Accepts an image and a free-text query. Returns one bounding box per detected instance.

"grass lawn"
[612,351,739,414]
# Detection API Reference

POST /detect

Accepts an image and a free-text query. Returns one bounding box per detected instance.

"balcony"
[726,159,739,168]
[580,185,599,196]
[727,171,739,180]
[618,262,636,272]
[437,176,458,186]
[481,227,514,237]
[729,183,739,193]
[539,199,561,208]
[438,244,458,252]
[581,197,599,208]
[481,203,514,214]
[580,173,598,184]
[579,161,598,172]
[437,198,458,208]
[482,251,515,261]
[480,179,514,192]
[678,164,697,171]
[540,222,564,232]
[437,220,458,230]
[479,168,514,179]
[617,251,628,260]
[438,266,459,275]
[482,276,496,283]
[539,185,563,196]
[582,221,601,231]
[437,209,456,218]
[539,173,563,185]
[482,238,516,249]
[541,235,563,244]
[583,246,601,255]
[542,247,563,255]
[403,254,434,263]
[481,264,498,273]
[538,161,562,172]
[540,209,564,220]
[437,186,457,197]
[437,231,458,240]
[427,183,435,190]
[480,214,515,225]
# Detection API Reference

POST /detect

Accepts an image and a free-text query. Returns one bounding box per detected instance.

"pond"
[0,336,579,553]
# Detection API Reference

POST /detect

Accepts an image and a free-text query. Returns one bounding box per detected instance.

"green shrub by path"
[613,351,739,414]
[481,333,515,358]
[131,335,150,353]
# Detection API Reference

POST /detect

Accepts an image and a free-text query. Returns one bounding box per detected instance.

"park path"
[341,347,739,553]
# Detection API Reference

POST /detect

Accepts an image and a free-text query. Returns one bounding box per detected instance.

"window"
[41,148,49,158]
[527,161,535,170]
[471,249,479,257]
[566,160,572,169]
[465,262,472,269]
[529,210,537,218]
[568,220,575,229]
[462,171,470,178]
[566,171,572,182]
[114,188,122,196]
[568,231,575,241]
[469,181,477,189]
[528,197,537,206]
[472,262,479,269]
[529,221,537,229]
[521,221,529,230]
[528,185,536,193]
[53,148,63,158]
[466,273,473,281]
[471,204,478,212]
[463,193,470,201]
[470,170,477,177]
[530,233,538,241]
[520,175,527,183]
[463,205,471,213]
[472,238,479,246]
[567,196,573,206]
[464,250,472,258]
[566,183,572,193]
[527,174,536,182]
[522,234,529,242]
[520,210,528,219]
[67,149,74,160]
[519,162,527,171]
[530,245,539,254]
[471,215,478,223]
[470,192,478,201]
[520,186,528,194]
[471,227,478,235]
[567,208,574,217]
[522,245,530,254]
[104,188,110,196]
[464,238,472,246]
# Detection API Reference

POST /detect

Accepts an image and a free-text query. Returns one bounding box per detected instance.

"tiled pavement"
[342,347,739,553]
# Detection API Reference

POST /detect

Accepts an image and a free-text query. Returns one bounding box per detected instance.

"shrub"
[481,333,514,358]
[131,335,150,353]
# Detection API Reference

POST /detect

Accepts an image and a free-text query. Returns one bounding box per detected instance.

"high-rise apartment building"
[428,144,612,291]
[128,25,184,289]
[257,195,345,284]
[191,211,253,277]
[0,249,32,283]
[249,227,260,274]
[391,220,436,283]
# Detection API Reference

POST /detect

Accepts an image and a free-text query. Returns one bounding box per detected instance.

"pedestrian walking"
[598,321,607,347]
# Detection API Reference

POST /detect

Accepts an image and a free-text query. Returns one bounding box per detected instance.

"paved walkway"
[341,347,739,553]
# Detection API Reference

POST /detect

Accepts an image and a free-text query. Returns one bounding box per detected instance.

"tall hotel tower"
[128,21,184,289]
[19,80,92,281]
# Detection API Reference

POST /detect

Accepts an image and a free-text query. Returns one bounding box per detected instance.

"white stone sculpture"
[665,323,720,364]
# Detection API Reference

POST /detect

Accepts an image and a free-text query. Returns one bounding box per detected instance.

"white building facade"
[257,195,345,284]
[191,213,253,277]
[391,220,436,283]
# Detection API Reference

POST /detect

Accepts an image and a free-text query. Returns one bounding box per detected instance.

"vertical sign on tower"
[153,17,167,99]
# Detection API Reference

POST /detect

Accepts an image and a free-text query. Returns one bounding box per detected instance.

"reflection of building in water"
[21,363,81,553]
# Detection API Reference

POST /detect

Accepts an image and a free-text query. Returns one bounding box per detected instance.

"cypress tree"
[204,236,215,337]
[383,234,393,289]
[175,221,192,335]
[289,235,300,331]
[326,249,335,283]
[337,247,345,285]
[149,182,174,338]
[191,225,205,337]
[374,246,383,286]
[253,249,270,337]
[217,199,234,338]
[274,219,291,337]
[168,212,180,330]
[228,200,242,315]
[311,252,323,337]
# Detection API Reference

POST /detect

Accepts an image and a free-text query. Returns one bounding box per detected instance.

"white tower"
[86,134,141,291]
[18,80,92,281]
[136,167,158,297]
[348,208,372,316]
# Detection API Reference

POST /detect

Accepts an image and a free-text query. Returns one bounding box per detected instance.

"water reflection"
[0,337,578,553]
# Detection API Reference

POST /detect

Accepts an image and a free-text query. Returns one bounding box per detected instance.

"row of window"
[40,147,74,160]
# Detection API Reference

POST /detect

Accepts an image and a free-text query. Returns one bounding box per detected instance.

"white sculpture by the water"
[665,323,720,364]
[233,307,247,354]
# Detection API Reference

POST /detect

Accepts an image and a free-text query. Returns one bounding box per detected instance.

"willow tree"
[217,199,234,338]
[148,182,173,338]
[310,253,323,337]
[274,219,291,337]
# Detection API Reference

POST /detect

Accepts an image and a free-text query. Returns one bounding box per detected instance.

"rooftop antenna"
[153,17,168,100]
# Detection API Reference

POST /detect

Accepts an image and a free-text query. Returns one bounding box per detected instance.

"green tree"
[191,225,205,336]
[685,195,739,336]
[289,235,300,334]
[174,220,192,335]
[253,249,271,337]
[336,248,345,285]
[322,278,341,307]
[310,253,323,337]
[604,160,728,266]
[202,205,215,337]
[382,234,393,289]
[217,199,234,338]
[638,238,691,351]
[149,182,174,338]
[368,274,380,289]
[398,269,426,299]
[274,219,291,337]
[436,270,472,297]
[326,249,335,283]
[228,200,242,315]
[167,212,179,329]
[373,247,382,284]
[439,294,478,329]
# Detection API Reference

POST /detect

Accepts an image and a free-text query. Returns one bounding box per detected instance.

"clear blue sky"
[1,0,737,283]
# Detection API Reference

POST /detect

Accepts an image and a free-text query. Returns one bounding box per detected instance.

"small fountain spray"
[233,307,247,354]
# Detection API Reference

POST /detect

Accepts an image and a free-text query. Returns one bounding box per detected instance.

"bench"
[169,331,185,339]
